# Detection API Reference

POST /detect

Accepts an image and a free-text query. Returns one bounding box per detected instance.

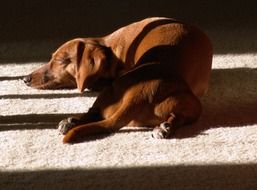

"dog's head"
[23,38,113,92]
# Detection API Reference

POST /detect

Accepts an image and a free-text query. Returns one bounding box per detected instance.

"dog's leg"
[152,113,188,139]
[58,107,103,135]
[58,85,119,135]
[152,92,202,139]
[62,119,116,143]
[152,113,175,139]
[62,101,135,143]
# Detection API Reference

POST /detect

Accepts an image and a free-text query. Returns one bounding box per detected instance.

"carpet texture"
[0,53,257,189]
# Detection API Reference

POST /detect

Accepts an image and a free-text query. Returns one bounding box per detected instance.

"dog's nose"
[23,75,32,85]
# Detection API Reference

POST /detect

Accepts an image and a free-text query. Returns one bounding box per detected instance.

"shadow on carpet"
[1,163,257,190]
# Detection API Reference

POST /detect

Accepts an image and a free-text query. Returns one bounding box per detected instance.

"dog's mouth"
[23,72,51,88]
[23,73,77,90]
[23,74,56,89]
[23,72,112,91]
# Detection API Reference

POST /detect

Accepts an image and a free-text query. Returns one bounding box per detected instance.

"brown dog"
[58,62,202,143]
[24,17,212,143]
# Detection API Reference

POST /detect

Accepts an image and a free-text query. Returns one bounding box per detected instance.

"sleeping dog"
[23,17,212,143]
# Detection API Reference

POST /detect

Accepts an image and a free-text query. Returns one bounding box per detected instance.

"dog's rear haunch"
[24,17,212,143]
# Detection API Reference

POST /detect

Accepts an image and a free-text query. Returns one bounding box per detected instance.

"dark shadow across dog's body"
[58,61,202,143]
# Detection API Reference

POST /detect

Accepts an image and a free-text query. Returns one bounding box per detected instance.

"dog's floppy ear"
[76,41,85,66]
[76,43,110,92]
[75,41,87,92]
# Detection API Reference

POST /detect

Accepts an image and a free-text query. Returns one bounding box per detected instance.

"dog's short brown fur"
[24,17,212,143]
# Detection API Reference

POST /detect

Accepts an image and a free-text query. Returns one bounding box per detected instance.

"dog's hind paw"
[58,117,77,135]
[151,122,172,139]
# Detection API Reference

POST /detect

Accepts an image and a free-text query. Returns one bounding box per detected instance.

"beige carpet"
[0,53,257,189]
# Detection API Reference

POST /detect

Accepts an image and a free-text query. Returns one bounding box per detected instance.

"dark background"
[0,0,257,62]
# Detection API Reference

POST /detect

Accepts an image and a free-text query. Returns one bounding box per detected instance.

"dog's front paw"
[152,122,172,139]
[58,117,77,135]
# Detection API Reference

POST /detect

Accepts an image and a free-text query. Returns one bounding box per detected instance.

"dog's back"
[104,17,212,97]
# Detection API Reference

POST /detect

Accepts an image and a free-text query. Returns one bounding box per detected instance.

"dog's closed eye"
[53,57,71,65]
[61,57,72,65]
[52,52,72,65]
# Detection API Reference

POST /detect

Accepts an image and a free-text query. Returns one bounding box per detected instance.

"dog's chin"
[27,81,73,90]
[25,76,77,90]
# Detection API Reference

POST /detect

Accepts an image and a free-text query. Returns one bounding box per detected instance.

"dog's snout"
[23,75,32,85]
